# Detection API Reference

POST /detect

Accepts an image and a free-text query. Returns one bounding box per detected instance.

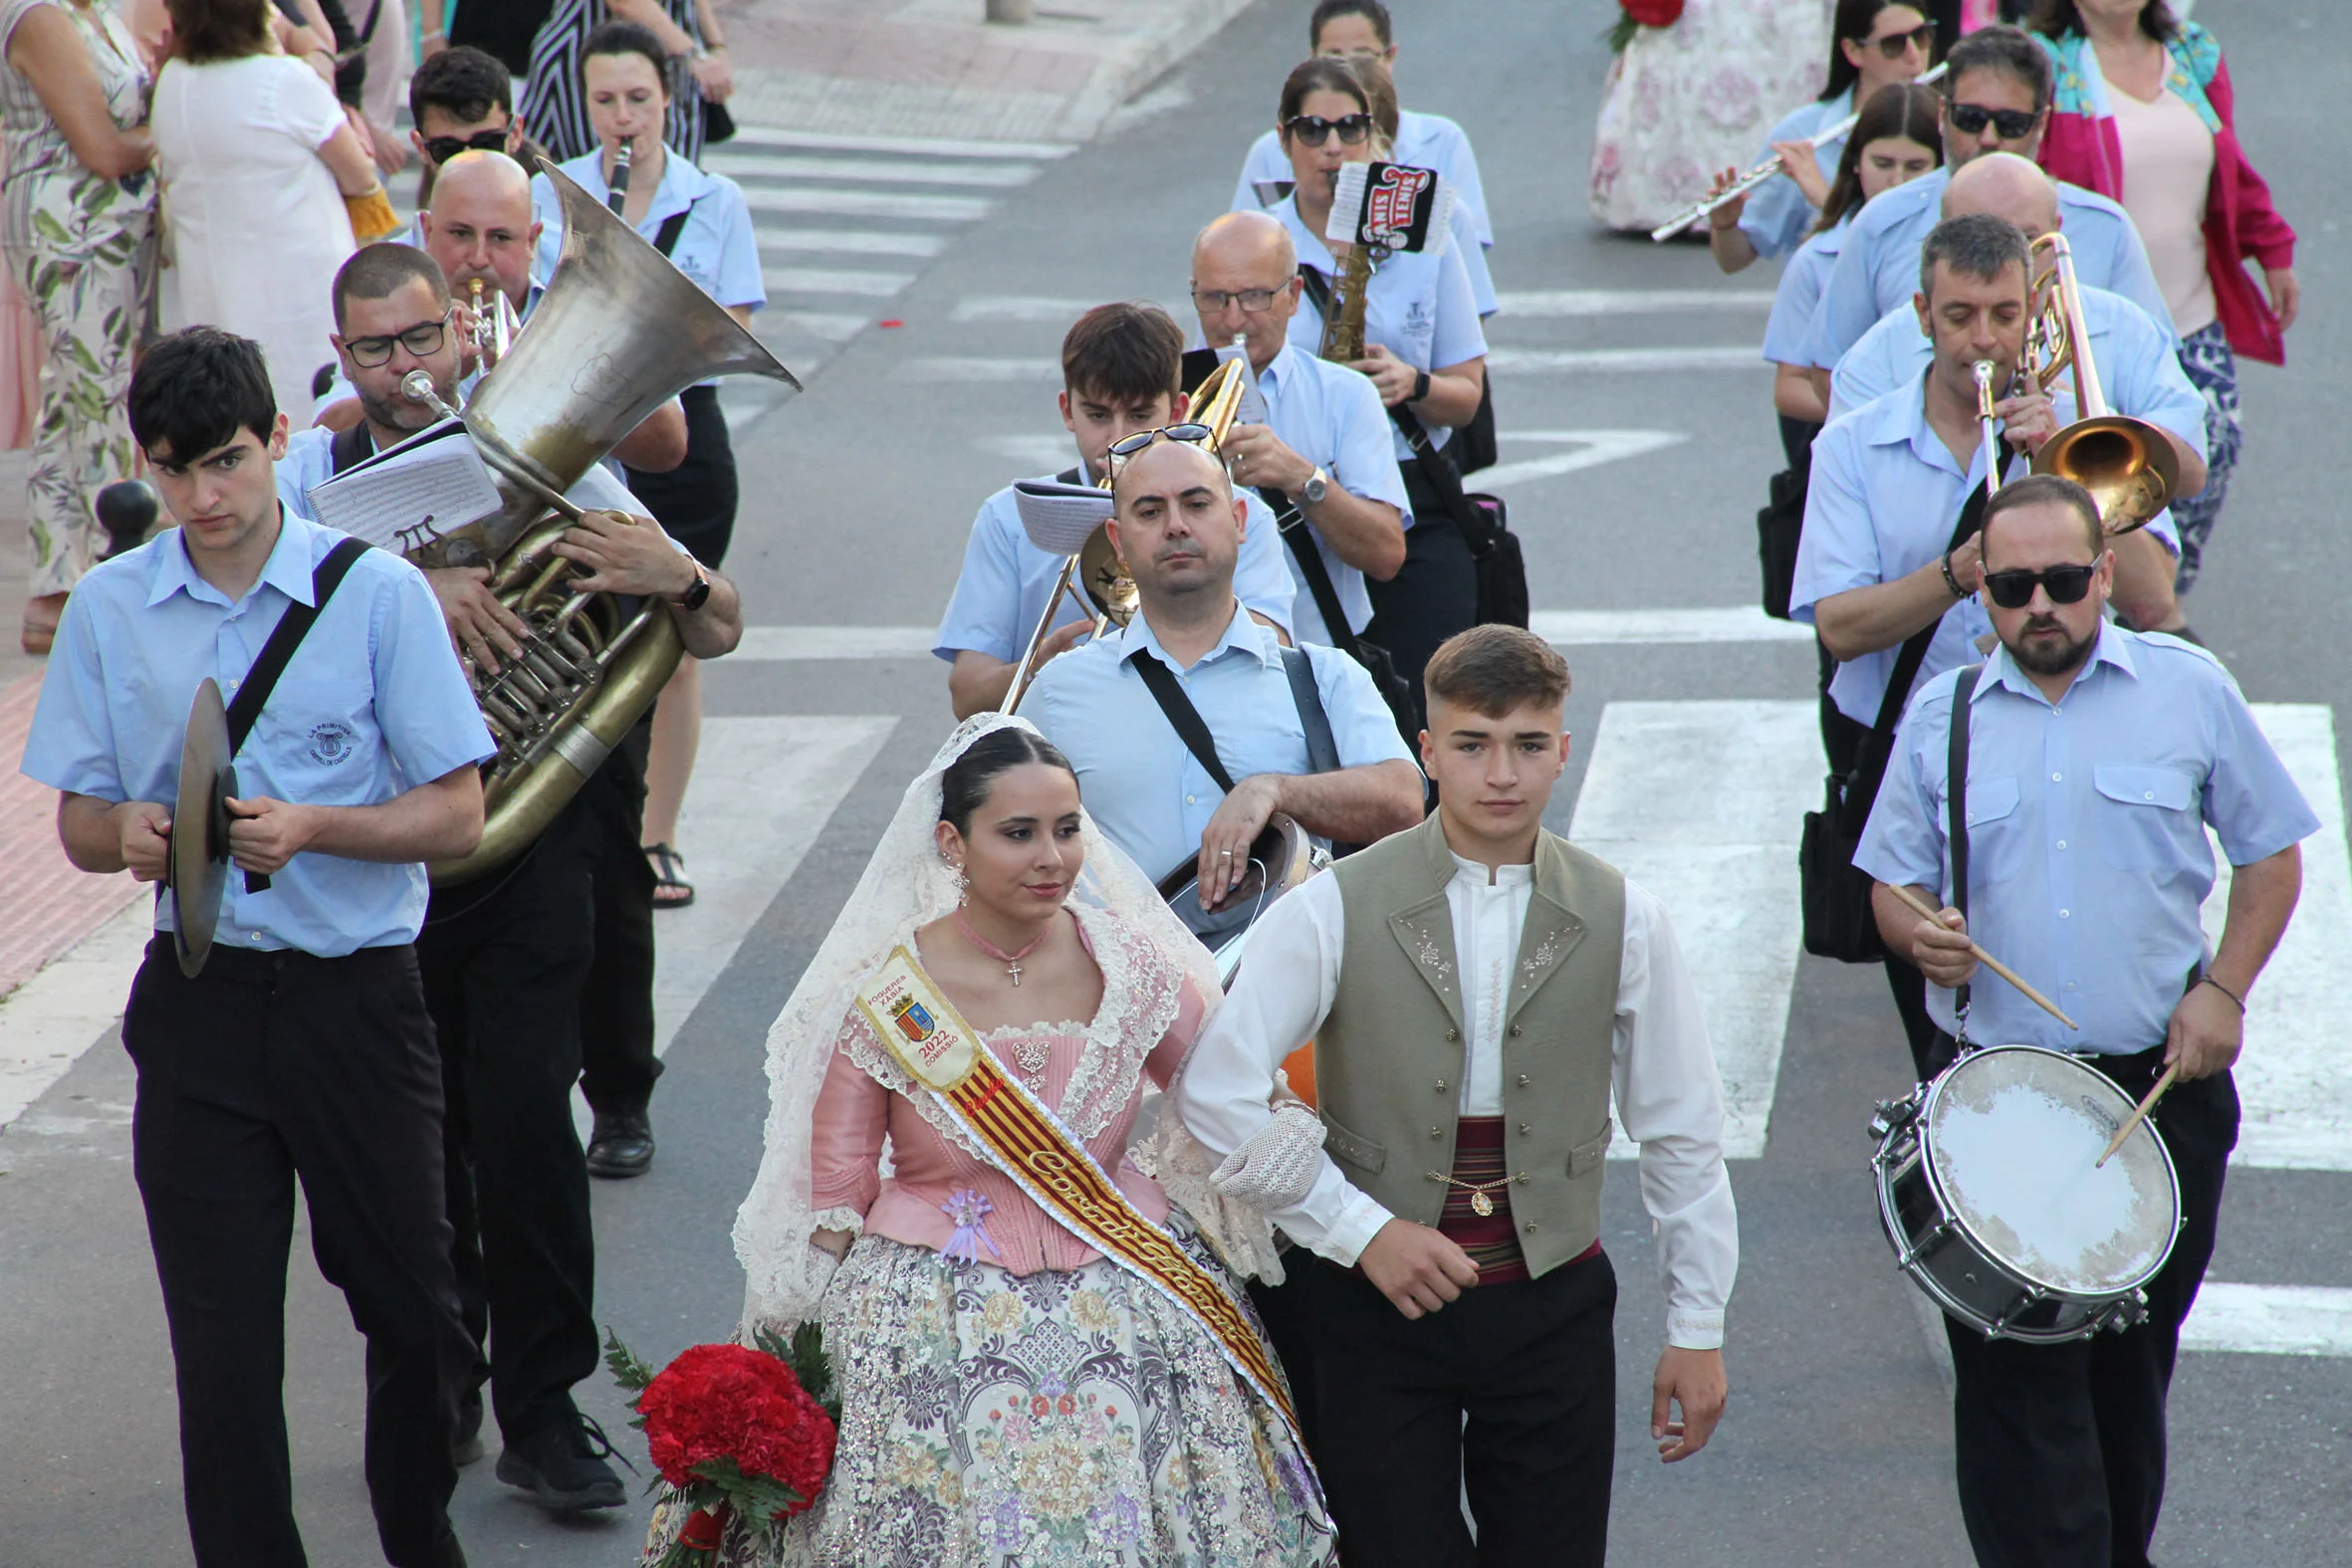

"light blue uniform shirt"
[276,423,650,523]
[1739,89,1849,262]
[931,470,1297,664]
[1827,282,2205,435]
[533,151,764,388]
[1274,197,1487,464]
[1800,166,2174,370]
[1235,108,1494,250]
[20,510,496,956]
[1789,371,2182,725]
[1856,624,2317,1050]
[1252,342,1412,645]
[1762,219,1846,365]
[1024,604,1415,880]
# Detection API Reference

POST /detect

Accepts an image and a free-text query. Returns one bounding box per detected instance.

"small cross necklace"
[954,907,1048,986]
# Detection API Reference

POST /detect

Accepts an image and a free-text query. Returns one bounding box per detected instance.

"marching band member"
[1232,0,1492,256]
[1190,211,1408,655]
[1711,0,1936,273]
[1271,55,1488,734]
[1790,213,2185,1077]
[1022,434,1422,894]
[934,302,1299,720]
[1857,473,2311,1568]
[1178,625,1736,1568]
[402,45,532,231]
[22,327,491,1568]
[530,22,762,914]
[280,244,746,1510]
[1801,25,2171,378]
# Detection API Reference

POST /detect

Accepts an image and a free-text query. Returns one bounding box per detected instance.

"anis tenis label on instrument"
[854,948,983,1091]
[1326,160,1456,257]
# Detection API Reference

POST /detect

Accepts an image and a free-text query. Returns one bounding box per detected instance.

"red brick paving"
[0,674,143,1001]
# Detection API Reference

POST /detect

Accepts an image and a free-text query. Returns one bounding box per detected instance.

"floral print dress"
[0,0,151,596]
[645,906,1330,1568]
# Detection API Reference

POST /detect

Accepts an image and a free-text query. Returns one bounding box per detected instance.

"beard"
[356,371,452,437]
[2004,613,2098,676]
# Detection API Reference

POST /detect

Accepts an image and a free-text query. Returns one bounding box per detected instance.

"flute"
[1649,61,1950,242]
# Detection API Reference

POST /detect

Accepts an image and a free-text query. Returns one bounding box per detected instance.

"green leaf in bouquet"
[687,1454,808,1521]
[602,1325,660,1414]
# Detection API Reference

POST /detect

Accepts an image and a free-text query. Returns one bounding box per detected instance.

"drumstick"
[2096,1064,2179,1169]
[1884,883,2080,1030]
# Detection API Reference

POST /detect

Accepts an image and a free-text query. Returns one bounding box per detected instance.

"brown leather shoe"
[20,591,65,655]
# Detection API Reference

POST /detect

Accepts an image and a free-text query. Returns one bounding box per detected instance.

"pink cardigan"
[2036,38,2295,365]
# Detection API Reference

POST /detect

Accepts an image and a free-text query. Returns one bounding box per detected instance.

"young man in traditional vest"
[1177,624,1738,1565]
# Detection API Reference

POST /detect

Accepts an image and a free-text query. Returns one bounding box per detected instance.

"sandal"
[644,842,695,909]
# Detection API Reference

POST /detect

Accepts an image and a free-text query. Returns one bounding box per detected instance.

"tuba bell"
[413,162,800,884]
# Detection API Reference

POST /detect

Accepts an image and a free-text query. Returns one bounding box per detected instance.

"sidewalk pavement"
[713,0,1262,143]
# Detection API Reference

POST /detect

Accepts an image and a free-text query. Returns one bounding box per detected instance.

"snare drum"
[1870,1044,2183,1343]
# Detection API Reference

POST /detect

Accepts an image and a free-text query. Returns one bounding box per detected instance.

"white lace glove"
[1210,1097,1327,1212]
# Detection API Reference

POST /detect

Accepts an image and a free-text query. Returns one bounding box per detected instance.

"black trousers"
[122,937,469,1568]
[1367,462,1480,739]
[418,778,611,1445]
[580,720,661,1116]
[1246,1266,1322,1457]
[1297,1250,1618,1568]
[1943,1047,2237,1568]
[625,382,740,569]
[1886,953,1957,1081]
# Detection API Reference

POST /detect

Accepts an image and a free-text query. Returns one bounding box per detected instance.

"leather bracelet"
[1940,550,1967,599]
[2199,975,2245,1013]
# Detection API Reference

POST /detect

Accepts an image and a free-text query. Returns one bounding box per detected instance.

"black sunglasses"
[1867,23,1934,58]
[1983,563,2097,609]
[1947,102,2041,141]
[1105,422,1214,478]
[1284,112,1372,147]
[422,127,510,164]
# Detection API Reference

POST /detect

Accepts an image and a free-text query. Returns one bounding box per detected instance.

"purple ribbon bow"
[941,1187,1005,1264]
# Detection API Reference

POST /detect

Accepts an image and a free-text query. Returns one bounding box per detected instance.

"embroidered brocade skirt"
[642,1210,1332,1568]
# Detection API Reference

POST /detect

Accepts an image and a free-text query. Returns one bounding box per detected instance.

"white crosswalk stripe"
[760,229,945,258]
[706,152,1046,190]
[762,266,919,298]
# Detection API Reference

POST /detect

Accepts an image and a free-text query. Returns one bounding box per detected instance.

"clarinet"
[606,141,632,216]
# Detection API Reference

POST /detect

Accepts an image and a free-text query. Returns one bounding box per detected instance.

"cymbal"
[169,678,239,978]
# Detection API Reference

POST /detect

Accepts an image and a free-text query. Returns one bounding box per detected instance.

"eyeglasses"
[344,311,453,367]
[421,127,510,164]
[1191,286,1283,314]
[1982,562,2097,609]
[1105,422,1214,479]
[1284,112,1372,147]
[1947,102,2041,140]
[1868,23,1934,58]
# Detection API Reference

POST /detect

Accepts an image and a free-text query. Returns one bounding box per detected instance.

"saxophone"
[1315,238,1375,364]
[409,163,800,884]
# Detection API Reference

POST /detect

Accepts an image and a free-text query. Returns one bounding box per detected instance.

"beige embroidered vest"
[1313,812,1625,1277]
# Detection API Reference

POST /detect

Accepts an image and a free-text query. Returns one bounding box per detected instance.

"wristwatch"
[1409,369,1431,404]
[674,559,712,611]
[1300,466,1330,506]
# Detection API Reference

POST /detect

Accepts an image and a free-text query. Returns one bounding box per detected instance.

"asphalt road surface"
[1,1,2343,1563]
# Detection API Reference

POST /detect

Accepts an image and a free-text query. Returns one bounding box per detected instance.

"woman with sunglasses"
[2026,0,2296,597]
[1270,55,1486,733]
[531,18,760,912]
[1711,0,1935,274]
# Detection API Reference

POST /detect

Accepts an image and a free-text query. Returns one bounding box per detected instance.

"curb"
[1050,0,1261,142]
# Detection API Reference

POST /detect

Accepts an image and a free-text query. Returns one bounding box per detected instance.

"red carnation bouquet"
[1608,0,1685,52]
[606,1324,839,1565]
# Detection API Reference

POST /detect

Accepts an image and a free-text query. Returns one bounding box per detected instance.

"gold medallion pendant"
[1470,1192,1495,1218]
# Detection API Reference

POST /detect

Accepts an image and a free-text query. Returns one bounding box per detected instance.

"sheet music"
[1215,336,1271,426]
[304,418,504,552]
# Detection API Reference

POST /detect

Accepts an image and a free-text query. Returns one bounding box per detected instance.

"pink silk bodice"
[810,905,1206,1275]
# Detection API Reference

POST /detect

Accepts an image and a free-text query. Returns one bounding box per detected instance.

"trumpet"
[466,277,519,371]
[1003,358,1250,714]
[1650,61,1949,242]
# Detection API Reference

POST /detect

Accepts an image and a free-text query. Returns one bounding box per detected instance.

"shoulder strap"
[1281,646,1339,776]
[1128,650,1238,793]
[1297,263,1333,320]
[225,536,372,754]
[330,419,373,476]
[1260,484,1356,651]
[1948,662,1984,1023]
[1867,479,1995,743]
[652,208,690,256]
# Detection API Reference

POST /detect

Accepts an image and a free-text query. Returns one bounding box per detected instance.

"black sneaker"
[586,1112,654,1180]
[451,1388,486,1467]
[495,1414,628,1512]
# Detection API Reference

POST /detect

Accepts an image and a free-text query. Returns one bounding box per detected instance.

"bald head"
[1191,210,1303,372]
[1108,437,1243,611]
[420,149,539,308]
[1942,151,2059,240]
[1113,436,1232,514]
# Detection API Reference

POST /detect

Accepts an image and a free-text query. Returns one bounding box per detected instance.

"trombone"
[1003,357,1250,713]
[1650,61,1949,242]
